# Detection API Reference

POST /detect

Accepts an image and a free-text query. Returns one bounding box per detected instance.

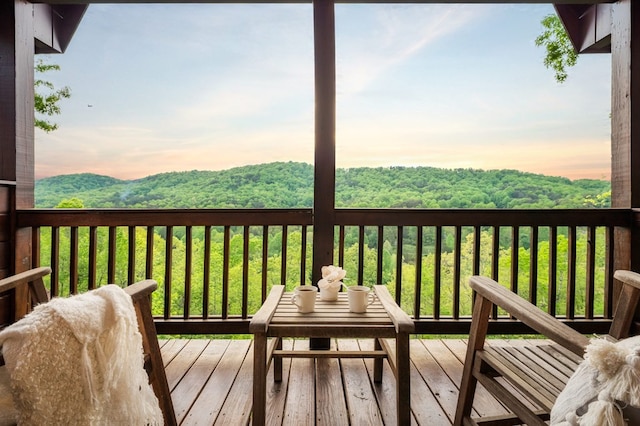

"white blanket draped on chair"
[0,284,163,426]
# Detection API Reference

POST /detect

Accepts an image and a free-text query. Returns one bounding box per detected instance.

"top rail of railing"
[17,208,313,226]
[17,207,632,227]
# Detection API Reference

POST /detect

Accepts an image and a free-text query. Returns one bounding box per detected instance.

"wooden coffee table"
[249,285,414,425]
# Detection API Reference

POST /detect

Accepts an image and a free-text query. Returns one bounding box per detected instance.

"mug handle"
[367,291,376,306]
[291,294,301,307]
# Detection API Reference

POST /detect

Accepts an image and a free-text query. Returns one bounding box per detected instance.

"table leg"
[274,337,283,382]
[374,338,383,383]
[253,332,267,425]
[396,332,411,425]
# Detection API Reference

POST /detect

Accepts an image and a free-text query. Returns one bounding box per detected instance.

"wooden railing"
[17,208,633,335]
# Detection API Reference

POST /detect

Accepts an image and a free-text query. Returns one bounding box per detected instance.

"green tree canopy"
[35,59,70,133]
[535,14,578,83]
[55,197,84,208]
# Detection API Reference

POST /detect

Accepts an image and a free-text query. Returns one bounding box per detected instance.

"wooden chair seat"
[455,270,640,426]
[478,342,582,419]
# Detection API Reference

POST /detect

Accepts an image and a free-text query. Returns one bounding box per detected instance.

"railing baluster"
[491,226,500,282]
[414,226,423,319]
[261,225,268,301]
[51,226,59,297]
[434,226,442,320]
[300,225,308,286]
[491,226,500,319]
[70,226,78,294]
[203,225,211,319]
[377,226,384,284]
[605,226,614,318]
[145,226,154,279]
[358,226,365,285]
[567,225,577,319]
[529,226,539,306]
[128,226,136,285]
[549,226,558,316]
[511,226,519,297]
[395,225,403,305]
[108,226,116,285]
[184,226,192,320]
[473,226,481,275]
[88,226,97,290]
[164,226,173,320]
[453,225,462,320]
[338,225,345,268]
[242,226,250,318]
[222,225,230,319]
[586,226,596,319]
[281,225,288,286]
[32,225,41,267]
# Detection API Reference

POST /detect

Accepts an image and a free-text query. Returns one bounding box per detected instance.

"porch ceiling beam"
[33,0,615,5]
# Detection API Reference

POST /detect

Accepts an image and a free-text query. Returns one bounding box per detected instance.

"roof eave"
[554,3,612,54]
[34,4,88,54]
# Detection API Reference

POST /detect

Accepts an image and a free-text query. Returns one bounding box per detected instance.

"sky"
[35,3,612,181]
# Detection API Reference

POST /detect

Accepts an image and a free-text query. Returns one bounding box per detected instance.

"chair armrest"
[123,279,158,301]
[609,270,640,338]
[0,267,51,296]
[373,285,414,333]
[469,276,590,356]
[250,285,285,333]
[614,270,640,290]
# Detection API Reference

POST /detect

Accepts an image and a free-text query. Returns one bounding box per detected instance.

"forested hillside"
[36,161,610,209]
[35,162,613,319]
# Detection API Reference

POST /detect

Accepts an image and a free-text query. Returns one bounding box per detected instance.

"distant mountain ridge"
[35,161,611,209]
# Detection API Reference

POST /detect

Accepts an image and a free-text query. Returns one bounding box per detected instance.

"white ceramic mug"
[291,286,318,313]
[319,282,347,301]
[348,286,375,313]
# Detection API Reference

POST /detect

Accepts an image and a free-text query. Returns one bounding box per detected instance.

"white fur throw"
[0,285,163,425]
[0,365,18,425]
[551,335,640,425]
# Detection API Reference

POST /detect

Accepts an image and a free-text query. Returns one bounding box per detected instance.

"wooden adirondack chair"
[0,267,177,426]
[455,270,640,426]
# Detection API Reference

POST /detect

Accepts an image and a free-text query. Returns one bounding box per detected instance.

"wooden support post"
[311,0,336,350]
[0,1,34,275]
[611,1,640,306]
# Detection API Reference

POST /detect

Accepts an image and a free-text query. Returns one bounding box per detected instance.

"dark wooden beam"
[312,0,336,285]
[611,0,640,273]
[34,0,615,4]
[0,1,35,274]
[0,3,19,184]
[310,0,335,351]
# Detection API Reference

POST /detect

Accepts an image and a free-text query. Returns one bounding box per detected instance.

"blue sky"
[35,3,611,181]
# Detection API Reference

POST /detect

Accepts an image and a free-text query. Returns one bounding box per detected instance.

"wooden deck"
[161,337,548,425]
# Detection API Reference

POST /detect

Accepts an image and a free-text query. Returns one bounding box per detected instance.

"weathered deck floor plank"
[161,338,526,425]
